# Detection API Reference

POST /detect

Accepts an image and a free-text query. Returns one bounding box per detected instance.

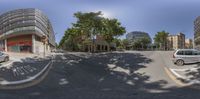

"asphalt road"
[0,51,200,99]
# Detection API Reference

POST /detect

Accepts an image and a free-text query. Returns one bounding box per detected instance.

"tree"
[121,39,129,49]
[140,37,151,49]
[130,37,151,50]
[101,18,126,43]
[112,38,121,47]
[154,31,169,50]
[59,11,126,52]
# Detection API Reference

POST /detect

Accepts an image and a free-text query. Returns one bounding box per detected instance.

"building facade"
[185,39,193,49]
[83,35,110,52]
[126,31,152,49]
[0,8,55,54]
[126,31,151,42]
[194,16,200,49]
[167,33,185,50]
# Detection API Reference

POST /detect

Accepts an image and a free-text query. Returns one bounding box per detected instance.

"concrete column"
[43,43,46,57]
[100,45,102,51]
[32,35,35,53]
[94,45,96,52]
[4,39,7,52]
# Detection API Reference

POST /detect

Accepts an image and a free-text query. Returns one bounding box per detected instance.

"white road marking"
[172,67,199,72]
[0,60,52,85]
[170,68,185,79]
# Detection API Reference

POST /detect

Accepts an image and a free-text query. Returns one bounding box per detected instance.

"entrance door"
[9,46,20,52]
[20,45,32,53]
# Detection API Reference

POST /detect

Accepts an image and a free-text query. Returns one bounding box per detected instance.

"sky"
[0,0,200,43]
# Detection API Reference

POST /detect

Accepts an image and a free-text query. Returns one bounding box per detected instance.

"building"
[0,8,55,54]
[185,39,193,49]
[126,31,152,49]
[83,35,110,52]
[167,33,185,50]
[126,31,151,42]
[194,16,200,49]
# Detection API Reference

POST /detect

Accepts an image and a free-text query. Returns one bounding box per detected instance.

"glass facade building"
[126,31,152,43]
[194,16,200,49]
[0,8,55,53]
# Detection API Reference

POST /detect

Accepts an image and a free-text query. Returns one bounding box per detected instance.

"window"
[193,51,200,55]
[177,51,184,55]
[184,51,193,55]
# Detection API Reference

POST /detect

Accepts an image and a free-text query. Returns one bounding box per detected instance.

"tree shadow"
[184,64,200,84]
[0,52,200,99]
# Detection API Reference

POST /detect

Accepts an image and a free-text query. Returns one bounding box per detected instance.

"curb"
[0,59,53,90]
[164,66,200,89]
[164,67,188,87]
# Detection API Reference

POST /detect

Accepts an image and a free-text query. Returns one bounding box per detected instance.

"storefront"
[7,35,32,53]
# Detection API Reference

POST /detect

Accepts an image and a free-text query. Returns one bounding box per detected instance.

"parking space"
[0,57,51,82]
[159,51,200,85]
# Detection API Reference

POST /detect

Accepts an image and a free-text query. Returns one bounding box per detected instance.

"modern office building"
[126,31,152,49]
[126,31,151,42]
[167,33,185,50]
[0,8,55,54]
[185,39,193,49]
[194,16,200,49]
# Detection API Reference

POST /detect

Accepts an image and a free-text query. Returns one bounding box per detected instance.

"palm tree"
[154,31,169,50]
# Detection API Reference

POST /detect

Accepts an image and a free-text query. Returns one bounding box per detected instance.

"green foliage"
[154,30,169,50]
[130,37,151,50]
[59,11,126,51]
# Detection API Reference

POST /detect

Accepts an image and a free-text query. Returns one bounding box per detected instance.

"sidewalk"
[6,52,52,61]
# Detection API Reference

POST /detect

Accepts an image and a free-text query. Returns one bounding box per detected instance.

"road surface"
[0,51,200,99]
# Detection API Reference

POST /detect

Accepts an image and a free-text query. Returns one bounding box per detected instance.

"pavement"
[0,52,53,87]
[0,51,200,99]
[158,51,200,86]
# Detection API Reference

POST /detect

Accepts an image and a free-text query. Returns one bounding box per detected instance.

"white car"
[0,52,9,62]
[172,49,200,66]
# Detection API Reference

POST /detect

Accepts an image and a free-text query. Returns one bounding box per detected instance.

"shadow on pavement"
[0,52,200,99]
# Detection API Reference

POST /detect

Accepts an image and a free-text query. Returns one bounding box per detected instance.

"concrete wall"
[34,40,44,55]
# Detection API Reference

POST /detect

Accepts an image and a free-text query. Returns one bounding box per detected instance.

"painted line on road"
[170,69,185,79]
[164,67,187,87]
[158,52,187,87]
[0,61,13,68]
[172,67,199,72]
[0,60,52,85]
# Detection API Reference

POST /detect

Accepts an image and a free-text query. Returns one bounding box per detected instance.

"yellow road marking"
[164,67,186,87]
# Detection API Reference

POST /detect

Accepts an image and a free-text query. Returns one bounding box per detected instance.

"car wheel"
[176,59,184,66]
[4,57,9,62]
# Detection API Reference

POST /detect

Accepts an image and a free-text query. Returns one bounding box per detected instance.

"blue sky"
[0,0,200,43]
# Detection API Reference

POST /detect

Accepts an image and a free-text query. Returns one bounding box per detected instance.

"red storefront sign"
[7,41,32,46]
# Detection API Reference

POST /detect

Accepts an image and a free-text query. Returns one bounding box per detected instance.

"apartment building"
[0,8,56,54]
[167,33,185,50]
[185,39,193,49]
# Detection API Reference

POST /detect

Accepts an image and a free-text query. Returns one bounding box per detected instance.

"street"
[0,51,200,99]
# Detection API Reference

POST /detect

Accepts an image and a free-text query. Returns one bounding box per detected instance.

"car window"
[184,50,193,55]
[193,51,200,55]
[177,51,184,55]
[0,53,3,56]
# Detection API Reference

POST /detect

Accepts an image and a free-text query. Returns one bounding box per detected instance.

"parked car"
[0,52,9,62]
[172,49,200,66]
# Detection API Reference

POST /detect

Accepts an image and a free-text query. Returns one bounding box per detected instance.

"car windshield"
[0,0,199,99]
